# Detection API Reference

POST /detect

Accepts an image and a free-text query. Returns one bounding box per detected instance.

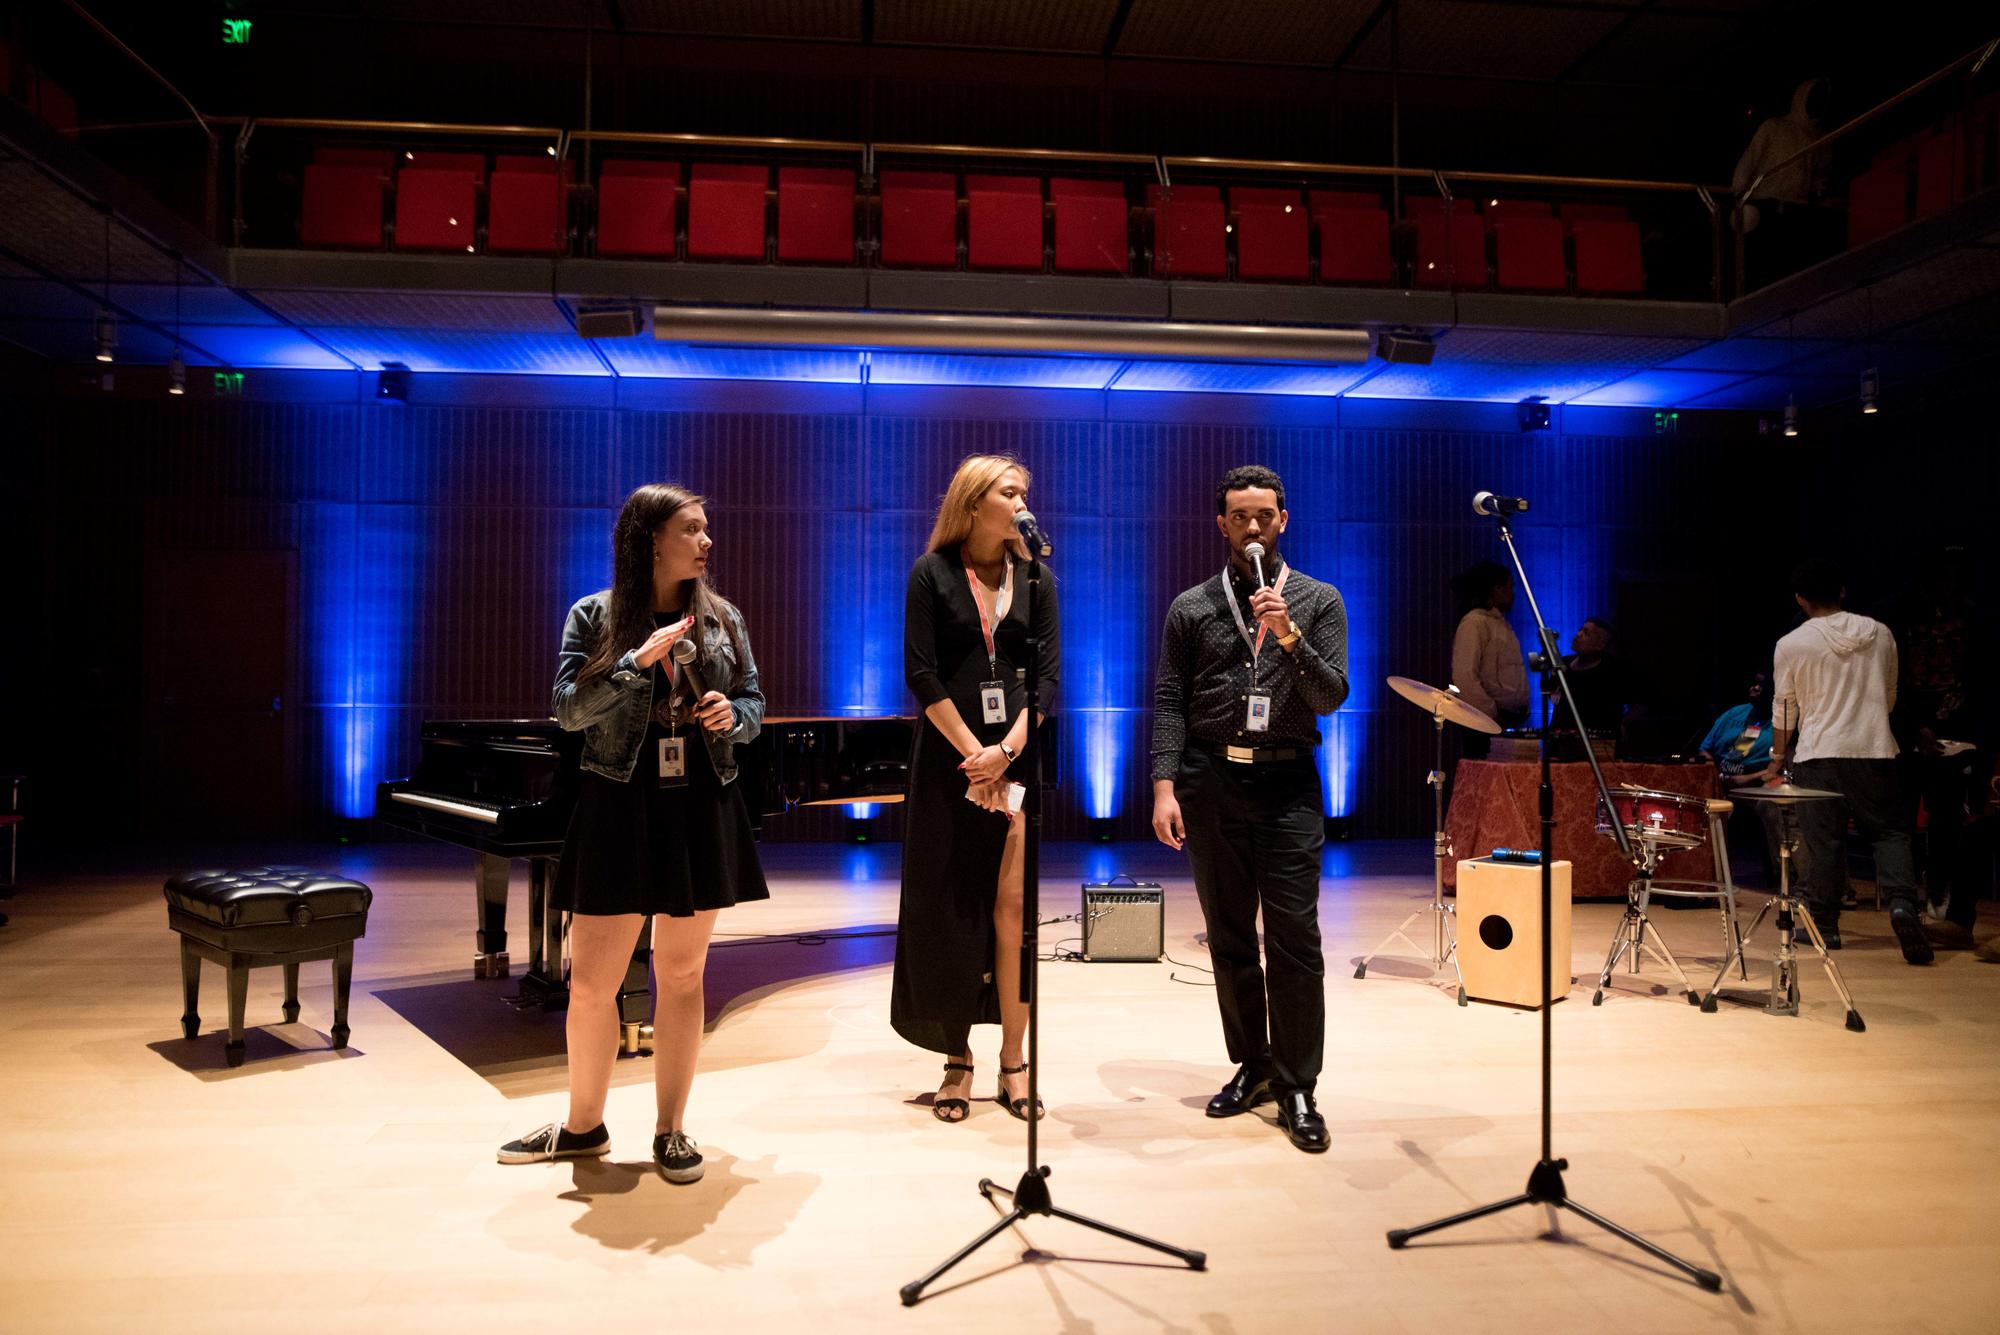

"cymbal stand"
[1592,835,1698,1007]
[1701,802,1864,1032]
[1356,705,1464,997]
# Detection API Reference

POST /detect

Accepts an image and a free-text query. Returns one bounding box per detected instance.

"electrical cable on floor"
[1166,949,1216,986]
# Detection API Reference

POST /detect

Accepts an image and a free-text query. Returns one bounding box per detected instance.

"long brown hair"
[578,483,743,686]
[925,454,1033,559]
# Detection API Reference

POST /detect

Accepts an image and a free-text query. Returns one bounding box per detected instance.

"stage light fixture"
[377,361,411,403]
[1376,330,1435,365]
[1782,393,1799,437]
[1860,367,1879,414]
[167,349,186,395]
[94,312,117,363]
[1516,396,1551,432]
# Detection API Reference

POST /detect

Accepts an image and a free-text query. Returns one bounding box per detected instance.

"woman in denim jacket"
[499,483,768,1184]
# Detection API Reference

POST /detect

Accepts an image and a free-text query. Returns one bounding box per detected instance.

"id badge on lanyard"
[657,734,689,788]
[1225,565,1288,734]
[968,560,1012,726]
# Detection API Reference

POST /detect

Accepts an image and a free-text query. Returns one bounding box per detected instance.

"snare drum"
[1596,786,1708,850]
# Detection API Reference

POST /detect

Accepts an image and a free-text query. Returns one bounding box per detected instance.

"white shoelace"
[659,1130,697,1161]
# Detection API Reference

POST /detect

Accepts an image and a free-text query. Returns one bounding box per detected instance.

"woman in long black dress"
[892,454,1060,1122]
[498,483,768,1182]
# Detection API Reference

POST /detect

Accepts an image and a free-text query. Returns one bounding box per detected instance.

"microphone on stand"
[1013,509,1052,558]
[1473,490,1531,517]
[1244,540,1268,590]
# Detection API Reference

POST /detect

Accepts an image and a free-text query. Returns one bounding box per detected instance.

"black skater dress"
[553,611,770,918]
[890,550,1060,1054]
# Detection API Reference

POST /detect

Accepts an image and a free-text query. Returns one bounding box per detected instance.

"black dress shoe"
[1205,1067,1274,1118]
[1276,1091,1329,1153]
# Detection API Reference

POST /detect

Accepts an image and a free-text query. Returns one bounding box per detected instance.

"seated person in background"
[1699,667,1792,887]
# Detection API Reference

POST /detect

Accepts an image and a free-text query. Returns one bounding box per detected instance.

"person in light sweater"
[1450,561,1530,757]
[1770,558,1930,963]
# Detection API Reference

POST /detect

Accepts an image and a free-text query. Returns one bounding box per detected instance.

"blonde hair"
[925,454,1033,559]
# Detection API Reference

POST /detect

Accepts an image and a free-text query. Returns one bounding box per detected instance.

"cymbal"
[1730,781,1841,803]
[1385,676,1501,734]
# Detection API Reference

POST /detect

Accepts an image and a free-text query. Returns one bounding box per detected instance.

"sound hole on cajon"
[1478,915,1514,951]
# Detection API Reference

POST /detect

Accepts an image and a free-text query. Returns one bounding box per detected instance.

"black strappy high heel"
[933,1061,974,1122]
[996,1062,1045,1121]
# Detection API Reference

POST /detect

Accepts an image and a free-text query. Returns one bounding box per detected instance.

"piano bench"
[163,867,373,1067]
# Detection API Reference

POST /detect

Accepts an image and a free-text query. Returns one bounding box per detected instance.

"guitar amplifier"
[1081,877,1164,962]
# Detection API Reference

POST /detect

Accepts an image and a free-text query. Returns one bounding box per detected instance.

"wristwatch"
[999,742,1018,763]
[1276,621,1301,649]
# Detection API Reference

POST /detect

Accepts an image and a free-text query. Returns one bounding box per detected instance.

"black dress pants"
[1177,747,1325,1097]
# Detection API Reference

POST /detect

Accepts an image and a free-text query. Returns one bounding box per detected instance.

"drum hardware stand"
[1701,800,1864,1032]
[1387,496,1723,1293]
[901,529,1206,1307]
[1356,702,1465,998]
[1592,836,1699,1006]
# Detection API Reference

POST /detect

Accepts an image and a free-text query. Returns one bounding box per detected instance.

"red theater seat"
[596,160,680,258]
[1403,196,1449,216]
[1308,188,1383,214]
[1912,128,1958,219]
[394,153,484,252]
[1231,186,1308,281]
[487,156,571,254]
[301,162,388,249]
[1846,160,1907,248]
[1557,201,1629,232]
[967,174,1043,271]
[1146,184,1225,279]
[1493,215,1566,292]
[32,71,78,139]
[1571,219,1645,295]
[1317,205,1393,286]
[777,166,855,263]
[1483,198,1552,220]
[879,170,958,268]
[688,163,768,261]
[1051,178,1128,275]
[1411,210,1489,289]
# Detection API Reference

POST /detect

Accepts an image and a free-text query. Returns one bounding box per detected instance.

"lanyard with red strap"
[964,557,1013,676]
[1223,564,1290,680]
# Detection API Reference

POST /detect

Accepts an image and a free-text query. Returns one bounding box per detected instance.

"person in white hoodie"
[1732,78,1835,288]
[1770,558,1931,963]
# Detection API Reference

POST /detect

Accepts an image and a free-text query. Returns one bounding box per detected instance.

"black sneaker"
[1889,908,1935,966]
[654,1129,704,1183]
[497,1122,609,1165]
[1794,922,1841,950]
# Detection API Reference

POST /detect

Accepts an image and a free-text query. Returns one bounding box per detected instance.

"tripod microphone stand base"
[898,1165,1207,1306]
[1387,1157,1723,1292]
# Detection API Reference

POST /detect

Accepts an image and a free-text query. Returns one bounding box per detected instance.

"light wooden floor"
[3,839,1997,1334]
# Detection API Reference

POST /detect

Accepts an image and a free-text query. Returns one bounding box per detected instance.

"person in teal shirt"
[1700,669,1778,786]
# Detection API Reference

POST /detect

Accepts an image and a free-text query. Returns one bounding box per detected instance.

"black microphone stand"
[1385,504,1722,1292]
[901,536,1208,1307]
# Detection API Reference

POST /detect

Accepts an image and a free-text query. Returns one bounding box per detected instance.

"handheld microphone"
[1472,491,1530,517]
[670,637,708,700]
[1244,541,1268,589]
[1013,509,1052,558]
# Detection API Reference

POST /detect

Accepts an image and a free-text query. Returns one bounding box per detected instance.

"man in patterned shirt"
[1150,465,1350,1153]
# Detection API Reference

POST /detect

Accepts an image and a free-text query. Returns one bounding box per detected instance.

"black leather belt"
[1203,742,1312,764]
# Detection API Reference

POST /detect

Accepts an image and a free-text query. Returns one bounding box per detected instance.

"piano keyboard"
[391,791,504,825]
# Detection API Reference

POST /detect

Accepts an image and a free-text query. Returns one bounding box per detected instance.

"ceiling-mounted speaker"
[1375,330,1435,365]
[576,306,643,339]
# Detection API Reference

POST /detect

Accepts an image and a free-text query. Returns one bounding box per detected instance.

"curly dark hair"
[577,483,743,686]
[1215,464,1286,514]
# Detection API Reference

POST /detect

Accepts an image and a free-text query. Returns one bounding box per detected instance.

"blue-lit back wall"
[11,374,1802,841]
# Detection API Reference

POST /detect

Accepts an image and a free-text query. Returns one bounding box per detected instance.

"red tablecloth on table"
[1442,760,1717,898]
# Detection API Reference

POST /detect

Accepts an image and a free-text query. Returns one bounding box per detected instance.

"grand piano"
[376,715,928,1048]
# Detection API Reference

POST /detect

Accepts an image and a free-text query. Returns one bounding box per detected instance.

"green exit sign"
[1653,410,1679,435]
[213,371,245,396]
[221,18,252,44]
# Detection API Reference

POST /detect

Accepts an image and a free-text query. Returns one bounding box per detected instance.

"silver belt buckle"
[1223,745,1256,763]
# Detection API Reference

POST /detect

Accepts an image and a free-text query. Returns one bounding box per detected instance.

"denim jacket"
[552,590,765,784]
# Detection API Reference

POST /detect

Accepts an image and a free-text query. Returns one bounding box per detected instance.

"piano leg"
[473,853,511,979]
[618,943,653,1056]
[518,856,569,1011]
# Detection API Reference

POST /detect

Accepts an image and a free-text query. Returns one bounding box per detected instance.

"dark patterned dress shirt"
[1151,565,1350,781]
